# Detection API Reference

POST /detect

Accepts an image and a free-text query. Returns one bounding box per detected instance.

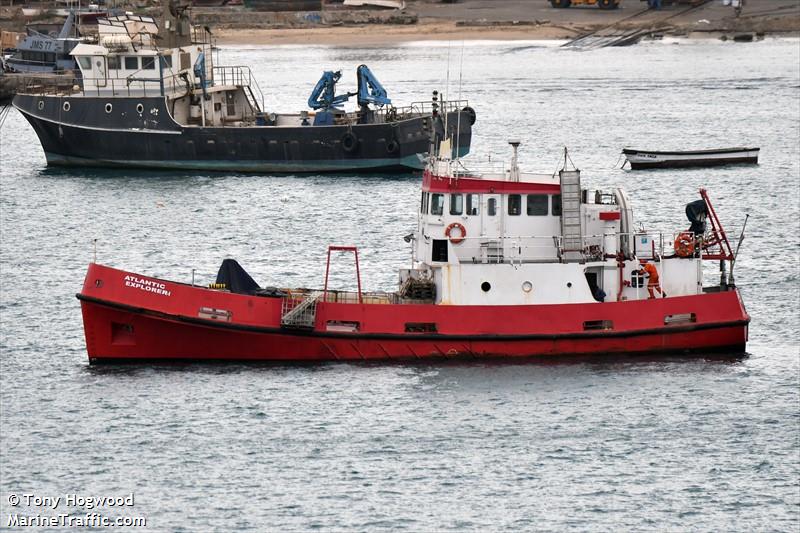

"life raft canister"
[445,222,466,244]
[674,231,695,257]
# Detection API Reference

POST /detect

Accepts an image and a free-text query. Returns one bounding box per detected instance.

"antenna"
[455,40,465,162]
[443,41,451,147]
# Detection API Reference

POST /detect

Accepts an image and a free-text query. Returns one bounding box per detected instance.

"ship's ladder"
[559,168,584,262]
[281,291,323,329]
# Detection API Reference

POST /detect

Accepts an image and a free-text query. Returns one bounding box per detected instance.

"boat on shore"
[13,9,474,173]
[622,147,760,170]
[3,11,84,74]
[76,143,749,363]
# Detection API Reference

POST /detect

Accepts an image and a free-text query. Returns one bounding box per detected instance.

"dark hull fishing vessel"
[13,10,474,173]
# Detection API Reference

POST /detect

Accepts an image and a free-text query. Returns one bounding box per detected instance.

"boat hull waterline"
[78,264,749,363]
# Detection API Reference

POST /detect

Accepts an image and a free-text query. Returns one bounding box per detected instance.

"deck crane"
[307,65,392,125]
[355,64,391,110]
[307,70,356,111]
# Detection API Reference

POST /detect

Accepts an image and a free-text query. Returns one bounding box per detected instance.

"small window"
[664,313,696,325]
[430,194,444,216]
[124,56,138,70]
[77,56,92,70]
[583,320,613,331]
[466,194,479,216]
[449,194,463,215]
[107,56,120,70]
[162,55,172,68]
[487,197,497,216]
[508,194,521,216]
[142,56,155,70]
[527,194,548,216]
[326,321,360,332]
[420,191,426,214]
[552,194,562,216]
[405,322,437,333]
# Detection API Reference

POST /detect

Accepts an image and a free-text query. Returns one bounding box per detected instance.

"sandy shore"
[215,22,579,46]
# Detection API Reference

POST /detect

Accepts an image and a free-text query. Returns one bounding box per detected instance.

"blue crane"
[307,65,391,111]
[355,64,391,109]
[307,70,356,111]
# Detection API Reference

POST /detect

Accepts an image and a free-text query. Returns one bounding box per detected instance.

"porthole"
[136,103,144,114]
[62,101,70,112]
[567,282,573,288]
[37,100,44,110]
[481,281,491,292]
[522,281,532,293]
[105,103,113,114]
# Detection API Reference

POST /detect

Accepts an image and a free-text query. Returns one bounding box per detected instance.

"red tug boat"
[77,143,749,363]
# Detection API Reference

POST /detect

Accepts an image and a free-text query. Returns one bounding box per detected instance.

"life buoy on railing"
[341,132,358,153]
[674,231,695,257]
[445,222,466,244]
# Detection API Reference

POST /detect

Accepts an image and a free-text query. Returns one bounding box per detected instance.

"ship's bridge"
[419,162,564,264]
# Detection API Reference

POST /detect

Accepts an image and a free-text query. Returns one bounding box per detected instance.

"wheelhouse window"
[162,55,173,68]
[449,194,463,215]
[466,194,479,216]
[508,194,521,216]
[77,56,92,70]
[142,56,156,70]
[124,56,138,70]
[107,56,120,70]
[527,194,548,216]
[430,194,444,216]
[420,191,427,214]
[487,197,497,216]
[552,194,562,216]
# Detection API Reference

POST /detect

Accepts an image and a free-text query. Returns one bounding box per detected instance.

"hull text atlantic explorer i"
[77,143,749,362]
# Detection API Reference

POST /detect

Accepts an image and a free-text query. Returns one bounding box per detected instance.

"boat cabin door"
[91,56,107,87]
[482,194,503,236]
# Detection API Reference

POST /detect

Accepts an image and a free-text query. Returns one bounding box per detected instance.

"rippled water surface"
[1,39,799,531]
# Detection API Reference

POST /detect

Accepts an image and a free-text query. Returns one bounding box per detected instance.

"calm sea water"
[1,39,799,531]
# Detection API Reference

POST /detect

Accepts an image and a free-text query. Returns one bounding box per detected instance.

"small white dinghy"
[622,147,759,170]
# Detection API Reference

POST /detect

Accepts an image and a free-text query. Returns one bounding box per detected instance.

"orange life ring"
[674,231,695,257]
[445,222,466,244]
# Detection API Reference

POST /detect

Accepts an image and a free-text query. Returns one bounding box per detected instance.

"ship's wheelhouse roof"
[422,170,561,195]
[70,43,107,56]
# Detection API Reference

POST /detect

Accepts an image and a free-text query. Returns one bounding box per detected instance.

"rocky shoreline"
[0,0,798,46]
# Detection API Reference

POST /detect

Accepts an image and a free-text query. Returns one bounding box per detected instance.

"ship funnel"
[509,140,521,182]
